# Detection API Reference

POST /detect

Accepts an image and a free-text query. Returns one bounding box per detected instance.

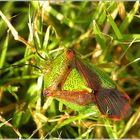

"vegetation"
[0,1,140,138]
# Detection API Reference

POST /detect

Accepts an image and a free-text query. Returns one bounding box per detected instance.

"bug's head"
[66,48,75,60]
[43,89,53,97]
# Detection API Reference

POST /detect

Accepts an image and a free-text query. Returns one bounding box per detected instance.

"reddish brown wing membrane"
[95,88,132,120]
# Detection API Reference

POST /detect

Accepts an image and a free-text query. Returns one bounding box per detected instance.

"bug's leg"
[46,90,95,105]
[43,65,73,97]
[58,63,73,90]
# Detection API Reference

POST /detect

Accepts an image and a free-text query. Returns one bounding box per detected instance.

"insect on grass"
[44,48,132,120]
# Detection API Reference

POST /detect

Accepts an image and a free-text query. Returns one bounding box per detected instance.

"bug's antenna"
[0,64,43,73]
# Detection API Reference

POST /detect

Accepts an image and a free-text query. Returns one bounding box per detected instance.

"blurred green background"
[0,1,140,139]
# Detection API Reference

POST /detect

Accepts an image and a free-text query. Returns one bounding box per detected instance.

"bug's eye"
[93,89,98,95]
[68,63,73,69]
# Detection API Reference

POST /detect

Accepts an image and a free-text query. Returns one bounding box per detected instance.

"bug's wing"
[75,58,100,89]
[95,88,132,120]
